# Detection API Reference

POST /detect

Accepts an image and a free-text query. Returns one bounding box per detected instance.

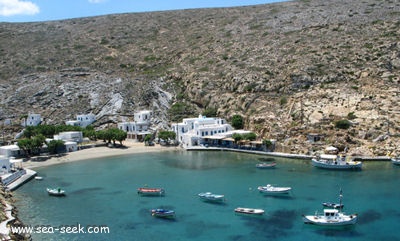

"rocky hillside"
[0,0,399,155]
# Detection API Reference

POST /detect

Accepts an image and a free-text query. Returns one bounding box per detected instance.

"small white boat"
[303,209,357,226]
[47,187,66,196]
[151,209,175,218]
[137,187,165,196]
[312,154,362,170]
[234,207,264,216]
[255,162,276,169]
[257,184,291,195]
[198,192,225,202]
[303,189,357,226]
[35,176,43,180]
[391,158,400,166]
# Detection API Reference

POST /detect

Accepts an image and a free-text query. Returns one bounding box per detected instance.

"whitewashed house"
[172,114,233,147]
[54,131,83,143]
[22,113,41,127]
[0,144,22,158]
[66,114,96,127]
[0,156,10,174]
[117,110,152,141]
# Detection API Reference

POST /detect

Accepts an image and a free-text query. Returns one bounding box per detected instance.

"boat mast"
[339,188,343,212]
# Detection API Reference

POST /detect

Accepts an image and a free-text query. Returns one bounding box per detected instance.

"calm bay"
[14,150,400,241]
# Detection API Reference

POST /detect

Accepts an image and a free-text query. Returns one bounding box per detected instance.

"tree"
[17,139,33,156]
[202,108,218,117]
[158,131,176,141]
[111,128,127,145]
[232,133,243,143]
[231,115,244,129]
[47,140,65,154]
[243,132,257,141]
[23,126,36,139]
[31,134,46,154]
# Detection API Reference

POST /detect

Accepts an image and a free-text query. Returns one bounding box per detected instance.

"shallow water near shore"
[14,150,400,241]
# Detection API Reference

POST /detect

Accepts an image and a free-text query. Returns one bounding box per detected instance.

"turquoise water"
[14,150,400,241]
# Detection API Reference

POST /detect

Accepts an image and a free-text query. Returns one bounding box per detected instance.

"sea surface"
[14,150,400,241]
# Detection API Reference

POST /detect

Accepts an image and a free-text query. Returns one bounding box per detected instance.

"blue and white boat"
[312,154,362,170]
[151,209,175,218]
[198,192,225,202]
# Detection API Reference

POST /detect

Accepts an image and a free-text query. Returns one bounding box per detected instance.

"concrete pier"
[5,168,37,191]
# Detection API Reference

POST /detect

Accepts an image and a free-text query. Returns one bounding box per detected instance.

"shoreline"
[21,141,180,170]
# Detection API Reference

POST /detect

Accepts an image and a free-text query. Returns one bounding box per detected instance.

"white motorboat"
[257,184,291,195]
[255,162,276,169]
[312,154,362,170]
[198,192,225,202]
[391,157,400,166]
[46,187,66,196]
[234,207,264,216]
[303,189,357,226]
[303,209,357,226]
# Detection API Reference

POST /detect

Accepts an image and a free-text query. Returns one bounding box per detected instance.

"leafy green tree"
[144,134,152,144]
[111,128,127,145]
[47,140,65,154]
[31,134,46,154]
[231,115,244,129]
[158,131,176,141]
[23,126,36,139]
[202,108,218,117]
[243,132,257,141]
[232,133,243,143]
[83,125,97,140]
[17,139,33,156]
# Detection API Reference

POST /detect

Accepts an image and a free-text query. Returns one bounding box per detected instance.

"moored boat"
[198,192,225,202]
[302,209,357,226]
[46,187,66,196]
[312,154,362,170]
[255,162,276,169]
[303,189,357,226]
[137,187,165,196]
[257,184,291,195]
[151,209,175,218]
[35,176,43,180]
[391,158,400,166]
[234,207,264,216]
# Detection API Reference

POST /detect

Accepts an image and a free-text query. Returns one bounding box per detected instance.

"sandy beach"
[22,140,180,170]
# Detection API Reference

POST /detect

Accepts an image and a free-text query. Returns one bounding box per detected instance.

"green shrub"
[335,119,351,129]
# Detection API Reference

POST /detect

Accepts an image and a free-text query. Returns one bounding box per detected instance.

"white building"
[0,156,10,174]
[22,113,41,127]
[0,145,22,158]
[117,110,152,141]
[54,131,83,143]
[134,110,152,123]
[66,114,96,127]
[172,114,233,147]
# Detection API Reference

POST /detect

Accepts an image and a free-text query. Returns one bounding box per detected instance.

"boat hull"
[312,159,362,170]
[151,209,175,218]
[302,214,357,226]
[198,192,225,203]
[137,188,165,196]
[392,159,400,165]
[255,162,276,169]
[257,185,291,195]
[47,188,66,196]
[234,207,264,216]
